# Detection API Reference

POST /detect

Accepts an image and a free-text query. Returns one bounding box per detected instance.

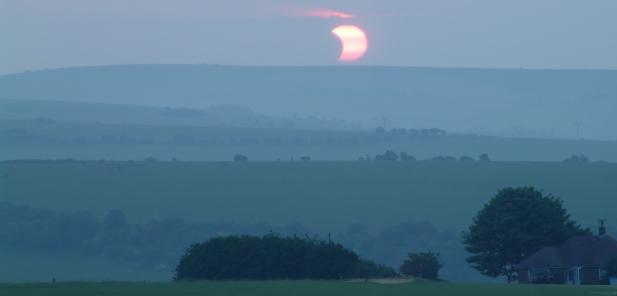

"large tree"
[462,187,588,283]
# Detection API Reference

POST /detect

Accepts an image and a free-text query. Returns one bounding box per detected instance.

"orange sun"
[331,25,368,62]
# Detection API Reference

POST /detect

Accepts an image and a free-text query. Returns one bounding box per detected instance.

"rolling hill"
[1,65,616,140]
[1,116,616,162]
[0,98,360,131]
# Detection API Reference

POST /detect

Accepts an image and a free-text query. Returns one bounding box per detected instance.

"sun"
[331,25,368,62]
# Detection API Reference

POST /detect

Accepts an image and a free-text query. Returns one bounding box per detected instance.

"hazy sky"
[2,0,617,74]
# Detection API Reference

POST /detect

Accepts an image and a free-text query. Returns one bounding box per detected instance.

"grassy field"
[0,281,614,296]
[0,160,615,232]
[0,249,170,283]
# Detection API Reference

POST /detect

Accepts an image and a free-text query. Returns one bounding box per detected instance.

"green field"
[1,160,615,232]
[0,249,170,283]
[0,281,614,296]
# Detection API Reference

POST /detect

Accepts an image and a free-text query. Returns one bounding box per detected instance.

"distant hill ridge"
[0,98,362,131]
[1,64,616,140]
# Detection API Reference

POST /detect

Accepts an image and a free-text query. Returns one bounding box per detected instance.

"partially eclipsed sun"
[331,25,368,62]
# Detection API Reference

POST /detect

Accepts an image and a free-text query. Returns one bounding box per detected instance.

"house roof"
[517,235,617,269]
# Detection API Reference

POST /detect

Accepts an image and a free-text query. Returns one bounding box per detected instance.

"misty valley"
[1,57,617,295]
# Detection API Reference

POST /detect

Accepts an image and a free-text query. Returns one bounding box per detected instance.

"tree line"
[361,150,491,162]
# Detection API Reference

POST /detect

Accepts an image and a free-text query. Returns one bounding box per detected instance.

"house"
[517,222,617,285]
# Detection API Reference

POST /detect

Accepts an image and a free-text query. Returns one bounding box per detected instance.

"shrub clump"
[175,234,395,280]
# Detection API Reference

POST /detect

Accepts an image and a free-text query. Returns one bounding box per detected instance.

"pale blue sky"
[1,0,617,74]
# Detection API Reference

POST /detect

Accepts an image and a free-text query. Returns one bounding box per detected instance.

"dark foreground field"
[0,281,613,296]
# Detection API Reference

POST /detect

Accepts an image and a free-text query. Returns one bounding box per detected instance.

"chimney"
[599,219,607,237]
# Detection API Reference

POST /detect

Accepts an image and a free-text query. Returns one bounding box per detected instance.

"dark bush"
[399,251,443,280]
[479,153,491,162]
[375,150,399,161]
[354,259,398,278]
[400,152,416,161]
[563,154,590,163]
[175,234,390,280]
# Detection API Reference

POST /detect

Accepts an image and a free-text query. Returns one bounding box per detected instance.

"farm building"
[517,223,617,285]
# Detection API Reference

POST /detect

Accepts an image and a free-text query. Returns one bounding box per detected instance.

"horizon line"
[3,63,617,76]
